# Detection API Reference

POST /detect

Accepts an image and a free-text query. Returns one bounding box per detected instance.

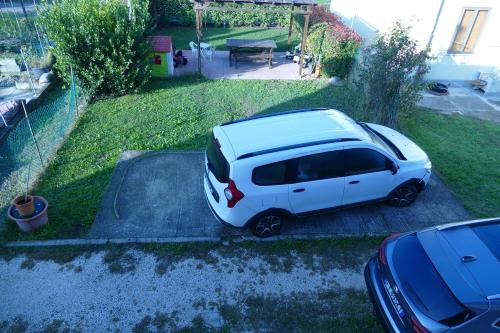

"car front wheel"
[251,213,283,238]
[387,184,418,207]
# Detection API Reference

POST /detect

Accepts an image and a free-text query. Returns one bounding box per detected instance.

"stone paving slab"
[88,150,470,239]
[174,50,313,80]
[419,88,500,123]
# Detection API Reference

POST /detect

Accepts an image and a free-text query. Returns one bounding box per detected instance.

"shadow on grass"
[2,78,371,242]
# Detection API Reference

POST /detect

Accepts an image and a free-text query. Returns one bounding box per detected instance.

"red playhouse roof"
[149,36,172,53]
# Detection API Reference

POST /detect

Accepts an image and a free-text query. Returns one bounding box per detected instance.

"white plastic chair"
[189,41,198,56]
[201,45,215,61]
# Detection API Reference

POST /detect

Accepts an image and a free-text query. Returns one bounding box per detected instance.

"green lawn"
[156,26,301,52]
[401,110,500,218]
[2,76,499,241]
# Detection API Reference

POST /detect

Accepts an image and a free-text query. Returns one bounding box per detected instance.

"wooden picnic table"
[227,39,277,69]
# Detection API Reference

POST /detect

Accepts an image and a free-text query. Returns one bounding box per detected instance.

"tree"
[38,0,152,97]
[357,22,430,128]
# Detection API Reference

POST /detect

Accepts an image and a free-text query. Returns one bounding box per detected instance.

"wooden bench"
[227,39,277,69]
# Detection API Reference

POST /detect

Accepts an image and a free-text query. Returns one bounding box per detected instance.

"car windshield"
[393,235,474,326]
[359,123,406,160]
[206,133,230,183]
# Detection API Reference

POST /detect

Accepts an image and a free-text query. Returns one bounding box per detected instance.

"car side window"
[295,150,344,182]
[252,161,288,186]
[343,148,390,175]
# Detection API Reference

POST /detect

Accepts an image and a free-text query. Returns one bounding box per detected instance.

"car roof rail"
[436,217,500,231]
[220,108,331,127]
[236,138,360,160]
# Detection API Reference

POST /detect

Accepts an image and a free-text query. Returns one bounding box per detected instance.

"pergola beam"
[298,12,310,76]
[192,0,316,76]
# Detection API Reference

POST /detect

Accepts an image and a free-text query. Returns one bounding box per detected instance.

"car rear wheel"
[251,213,284,238]
[387,184,418,207]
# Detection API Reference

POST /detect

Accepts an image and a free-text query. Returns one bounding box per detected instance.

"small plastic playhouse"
[148,36,174,77]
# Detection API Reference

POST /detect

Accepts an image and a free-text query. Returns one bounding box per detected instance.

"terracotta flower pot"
[8,196,49,232]
[12,195,35,217]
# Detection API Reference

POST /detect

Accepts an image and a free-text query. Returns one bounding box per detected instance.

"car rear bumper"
[364,257,409,333]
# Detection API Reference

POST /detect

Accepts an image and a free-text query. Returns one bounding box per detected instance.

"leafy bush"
[149,0,195,26]
[150,0,288,27]
[307,8,362,78]
[357,22,430,127]
[38,0,152,97]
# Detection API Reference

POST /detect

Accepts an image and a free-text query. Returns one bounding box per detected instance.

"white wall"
[331,0,500,85]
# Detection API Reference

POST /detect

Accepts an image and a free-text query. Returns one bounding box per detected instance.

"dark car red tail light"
[379,233,402,265]
[224,179,244,208]
[411,316,430,333]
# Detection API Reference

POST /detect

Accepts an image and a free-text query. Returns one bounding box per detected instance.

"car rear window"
[471,222,500,261]
[393,235,474,326]
[206,133,230,183]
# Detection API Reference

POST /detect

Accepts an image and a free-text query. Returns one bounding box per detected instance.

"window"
[252,161,288,186]
[450,9,489,53]
[206,133,230,183]
[295,150,344,182]
[471,222,500,261]
[342,148,389,175]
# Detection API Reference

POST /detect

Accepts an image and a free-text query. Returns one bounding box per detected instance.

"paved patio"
[174,50,313,80]
[418,87,500,123]
[88,150,470,240]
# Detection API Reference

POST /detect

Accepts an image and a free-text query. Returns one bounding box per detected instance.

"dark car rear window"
[206,133,229,183]
[471,222,500,261]
[393,235,474,326]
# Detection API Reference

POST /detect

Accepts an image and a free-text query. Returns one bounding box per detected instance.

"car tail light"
[224,179,244,208]
[411,316,430,333]
[378,233,401,265]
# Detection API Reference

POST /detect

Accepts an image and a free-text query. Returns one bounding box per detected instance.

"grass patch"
[401,110,500,218]
[2,77,361,241]
[156,26,301,52]
[2,75,497,241]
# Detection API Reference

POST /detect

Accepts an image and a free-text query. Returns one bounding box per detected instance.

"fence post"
[20,48,38,97]
[21,100,44,167]
[70,64,79,116]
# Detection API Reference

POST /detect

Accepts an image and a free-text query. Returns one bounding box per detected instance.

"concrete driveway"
[88,151,470,239]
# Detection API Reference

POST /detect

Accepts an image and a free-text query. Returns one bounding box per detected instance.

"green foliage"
[38,0,152,97]
[149,0,194,26]
[308,23,360,78]
[357,22,430,128]
[149,0,288,27]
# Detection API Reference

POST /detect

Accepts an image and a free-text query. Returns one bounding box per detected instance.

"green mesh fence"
[0,75,79,218]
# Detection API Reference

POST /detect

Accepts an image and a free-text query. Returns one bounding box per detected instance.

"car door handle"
[349,180,360,184]
[293,188,305,193]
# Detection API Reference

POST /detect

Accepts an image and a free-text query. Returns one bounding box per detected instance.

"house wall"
[330,0,500,91]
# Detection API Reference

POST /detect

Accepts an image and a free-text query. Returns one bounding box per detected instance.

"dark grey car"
[365,217,500,332]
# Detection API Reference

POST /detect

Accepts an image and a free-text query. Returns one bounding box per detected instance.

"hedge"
[149,0,289,27]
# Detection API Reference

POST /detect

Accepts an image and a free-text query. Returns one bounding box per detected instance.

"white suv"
[204,108,432,237]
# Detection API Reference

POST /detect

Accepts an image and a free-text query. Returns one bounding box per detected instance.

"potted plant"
[7,162,49,232]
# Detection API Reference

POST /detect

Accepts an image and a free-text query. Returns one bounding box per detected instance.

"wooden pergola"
[191,0,317,75]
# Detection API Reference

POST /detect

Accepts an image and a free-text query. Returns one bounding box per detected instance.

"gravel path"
[0,247,375,332]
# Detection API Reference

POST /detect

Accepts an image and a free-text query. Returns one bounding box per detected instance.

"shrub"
[149,0,288,27]
[307,8,362,78]
[357,22,431,127]
[149,0,195,26]
[38,0,152,97]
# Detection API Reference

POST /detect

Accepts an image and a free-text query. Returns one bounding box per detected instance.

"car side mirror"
[390,161,399,175]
